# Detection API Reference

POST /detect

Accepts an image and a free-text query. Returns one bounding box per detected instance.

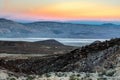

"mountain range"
[0,18,120,38]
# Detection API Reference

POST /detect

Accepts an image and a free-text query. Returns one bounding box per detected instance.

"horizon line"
[0,18,120,25]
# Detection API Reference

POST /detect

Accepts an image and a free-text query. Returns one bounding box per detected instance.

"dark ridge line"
[0,38,120,74]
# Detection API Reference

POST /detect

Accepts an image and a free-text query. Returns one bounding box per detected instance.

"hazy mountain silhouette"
[0,18,120,38]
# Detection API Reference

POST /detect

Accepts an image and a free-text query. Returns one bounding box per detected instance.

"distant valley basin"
[0,38,109,46]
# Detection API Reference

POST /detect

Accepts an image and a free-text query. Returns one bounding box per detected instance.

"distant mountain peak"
[35,39,64,46]
[0,18,9,21]
[0,18,7,20]
[0,18,14,23]
[102,23,116,26]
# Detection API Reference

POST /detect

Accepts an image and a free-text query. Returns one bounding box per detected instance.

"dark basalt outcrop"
[0,38,120,75]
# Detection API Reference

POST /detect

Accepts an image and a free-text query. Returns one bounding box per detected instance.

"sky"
[0,0,120,22]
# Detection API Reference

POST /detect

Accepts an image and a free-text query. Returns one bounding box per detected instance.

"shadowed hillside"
[0,38,120,75]
[0,40,75,54]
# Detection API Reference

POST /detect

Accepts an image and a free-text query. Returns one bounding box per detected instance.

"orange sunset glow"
[0,0,120,21]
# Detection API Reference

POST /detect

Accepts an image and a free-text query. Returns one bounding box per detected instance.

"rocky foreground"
[0,68,120,80]
[0,38,120,80]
